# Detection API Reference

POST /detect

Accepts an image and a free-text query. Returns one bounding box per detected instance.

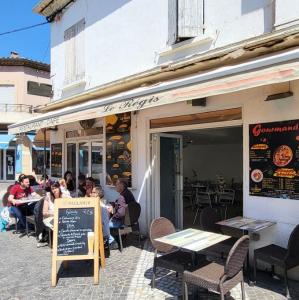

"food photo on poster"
[105,113,132,187]
[249,119,299,199]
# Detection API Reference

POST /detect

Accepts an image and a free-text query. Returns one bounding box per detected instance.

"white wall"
[183,143,243,183]
[50,0,299,101]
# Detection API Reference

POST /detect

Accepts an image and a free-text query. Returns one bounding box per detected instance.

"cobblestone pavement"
[0,230,298,300]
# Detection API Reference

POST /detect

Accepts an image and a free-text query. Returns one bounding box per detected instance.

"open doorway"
[151,126,243,229]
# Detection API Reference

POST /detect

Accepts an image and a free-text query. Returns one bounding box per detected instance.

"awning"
[8,47,299,135]
[0,134,15,149]
[26,132,50,150]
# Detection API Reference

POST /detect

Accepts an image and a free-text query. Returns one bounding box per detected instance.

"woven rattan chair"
[150,217,200,291]
[253,224,299,299]
[183,235,249,300]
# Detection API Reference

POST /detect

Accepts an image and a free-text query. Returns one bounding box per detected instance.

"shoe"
[37,241,48,248]
[109,241,119,250]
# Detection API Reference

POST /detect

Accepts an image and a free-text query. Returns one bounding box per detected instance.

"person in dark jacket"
[115,178,136,204]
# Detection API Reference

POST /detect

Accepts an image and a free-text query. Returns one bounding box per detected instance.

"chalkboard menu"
[51,143,62,178]
[51,197,105,287]
[105,113,132,186]
[249,119,299,200]
[57,208,94,256]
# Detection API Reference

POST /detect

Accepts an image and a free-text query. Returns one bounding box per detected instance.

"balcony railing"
[0,104,34,113]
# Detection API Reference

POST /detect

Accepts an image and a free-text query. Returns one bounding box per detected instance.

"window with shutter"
[64,19,85,85]
[168,0,204,45]
[0,85,15,105]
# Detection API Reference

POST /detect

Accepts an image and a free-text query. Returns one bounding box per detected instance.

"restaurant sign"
[249,119,299,200]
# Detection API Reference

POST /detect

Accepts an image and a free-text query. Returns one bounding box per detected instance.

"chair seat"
[255,244,287,266]
[26,215,36,224]
[156,250,196,273]
[184,261,224,291]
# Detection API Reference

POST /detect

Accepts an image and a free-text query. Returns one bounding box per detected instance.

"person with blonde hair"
[90,186,118,250]
[59,178,70,197]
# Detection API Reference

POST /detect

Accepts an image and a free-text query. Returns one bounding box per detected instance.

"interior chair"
[193,191,212,224]
[199,207,237,259]
[183,235,249,300]
[150,217,202,292]
[112,201,141,252]
[217,189,235,219]
[253,224,299,299]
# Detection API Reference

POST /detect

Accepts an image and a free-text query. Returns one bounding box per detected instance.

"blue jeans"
[109,218,123,244]
[9,206,26,229]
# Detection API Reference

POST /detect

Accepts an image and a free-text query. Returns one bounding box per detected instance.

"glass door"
[78,142,89,177]
[91,141,103,185]
[151,133,183,228]
[67,143,77,180]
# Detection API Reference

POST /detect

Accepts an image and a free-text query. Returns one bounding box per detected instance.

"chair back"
[196,192,212,206]
[225,235,249,278]
[286,224,299,260]
[199,207,221,233]
[150,217,176,253]
[218,189,235,205]
[124,201,141,226]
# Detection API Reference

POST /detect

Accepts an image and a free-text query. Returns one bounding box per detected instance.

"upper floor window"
[169,0,204,45]
[0,85,15,105]
[27,81,52,97]
[64,19,85,85]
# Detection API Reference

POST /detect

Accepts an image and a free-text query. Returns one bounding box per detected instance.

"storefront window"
[91,141,103,185]
[32,149,50,175]
[67,143,76,178]
[105,113,132,187]
[79,142,89,177]
[0,150,3,180]
[6,149,15,180]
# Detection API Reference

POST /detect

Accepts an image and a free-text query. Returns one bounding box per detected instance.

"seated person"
[90,186,118,250]
[85,177,95,197]
[43,181,70,230]
[77,174,86,197]
[38,174,52,192]
[64,171,76,197]
[115,178,136,204]
[8,174,38,230]
[59,179,70,197]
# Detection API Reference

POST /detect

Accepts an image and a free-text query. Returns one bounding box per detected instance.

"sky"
[0,0,50,64]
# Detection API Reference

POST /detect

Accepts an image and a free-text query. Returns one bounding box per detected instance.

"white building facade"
[9,0,299,279]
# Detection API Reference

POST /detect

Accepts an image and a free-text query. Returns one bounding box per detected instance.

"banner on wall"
[249,119,299,200]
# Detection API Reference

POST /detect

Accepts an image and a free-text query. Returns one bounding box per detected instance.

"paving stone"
[1,229,299,299]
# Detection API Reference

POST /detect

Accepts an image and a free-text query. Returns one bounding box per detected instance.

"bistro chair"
[25,198,45,237]
[199,207,237,259]
[183,235,249,300]
[217,189,235,219]
[150,217,201,292]
[193,191,212,224]
[253,224,299,299]
[112,201,141,252]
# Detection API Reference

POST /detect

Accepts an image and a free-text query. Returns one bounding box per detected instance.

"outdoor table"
[155,228,231,252]
[217,216,276,285]
[216,216,276,233]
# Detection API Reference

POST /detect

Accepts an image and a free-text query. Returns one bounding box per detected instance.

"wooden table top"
[155,228,231,252]
[217,216,276,232]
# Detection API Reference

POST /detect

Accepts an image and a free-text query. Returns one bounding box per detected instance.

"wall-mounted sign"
[105,113,132,186]
[65,127,103,139]
[249,119,299,200]
[51,143,62,178]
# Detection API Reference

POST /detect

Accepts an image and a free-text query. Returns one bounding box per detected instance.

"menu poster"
[249,119,299,200]
[51,143,62,178]
[105,113,132,186]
